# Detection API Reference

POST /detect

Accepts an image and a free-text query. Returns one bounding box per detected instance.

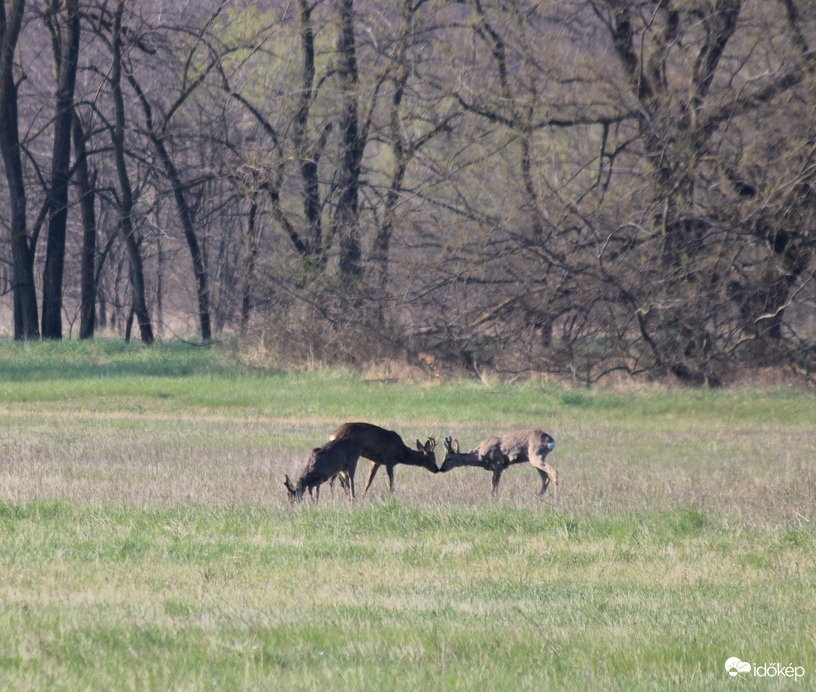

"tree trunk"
[370,2,411,294]
[1,0,39,339]
[239,196,262,336]
[149,135,212,342]
[110,0,153,344]
[155,233,163,339]
[293,0,324,264]
[123,35,214,343]
[74,112,98,339]
[41,0,81,339]
[332,0,364,278]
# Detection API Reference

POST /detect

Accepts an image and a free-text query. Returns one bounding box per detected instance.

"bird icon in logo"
[725,657,751,677]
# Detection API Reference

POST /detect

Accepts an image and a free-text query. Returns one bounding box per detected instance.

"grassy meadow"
[0,340,814,690]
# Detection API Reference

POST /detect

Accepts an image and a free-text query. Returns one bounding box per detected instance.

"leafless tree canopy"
[1,0,815,384]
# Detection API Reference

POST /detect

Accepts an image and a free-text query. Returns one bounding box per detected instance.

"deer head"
[283,474,300,503]
[440,436,461,472]
[415,437,438,472]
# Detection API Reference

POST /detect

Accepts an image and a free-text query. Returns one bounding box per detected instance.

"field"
[0,340,814,690]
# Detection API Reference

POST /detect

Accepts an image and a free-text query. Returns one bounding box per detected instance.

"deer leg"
[363,461,380,495]
[334,471,349,497]
[348,469,356,501]
[530,457,558,497]
[386,464,396,493]
[491,467,503,495]
[535,467,551,495]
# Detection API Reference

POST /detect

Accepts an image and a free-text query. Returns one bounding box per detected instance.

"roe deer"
[284,437,360,503]
[330,422,437,495]
[440,430,557,496]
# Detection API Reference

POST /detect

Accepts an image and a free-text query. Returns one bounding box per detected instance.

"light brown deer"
[284,437,360,503]
[330,422,437,495]
[440,430,558,496]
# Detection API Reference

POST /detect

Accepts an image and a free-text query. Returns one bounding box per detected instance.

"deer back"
[331,422,437,471]
[496,429,555,463]
[290,437,360,498]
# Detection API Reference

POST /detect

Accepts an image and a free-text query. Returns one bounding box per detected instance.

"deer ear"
[416,440,423,451]
[453,439,460,453]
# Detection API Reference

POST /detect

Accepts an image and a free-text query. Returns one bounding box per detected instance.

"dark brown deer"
[440,430,557,496]
[284,437,360,503]
[330,422,437,495]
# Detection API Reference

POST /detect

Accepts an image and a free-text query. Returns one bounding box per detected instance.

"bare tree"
[1,0,39,339]
[40,0,80,339]
[73,110,98,339]
[0,0,813,380]
[122,4,230,343]
[108,0,152,344]
[369,0,461,294]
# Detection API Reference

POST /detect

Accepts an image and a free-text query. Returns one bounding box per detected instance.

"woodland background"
[1,0,815,384]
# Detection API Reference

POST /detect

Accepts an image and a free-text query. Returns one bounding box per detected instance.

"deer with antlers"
[330,422,438,495]
[284,437,361,503]
[440,430,558,496]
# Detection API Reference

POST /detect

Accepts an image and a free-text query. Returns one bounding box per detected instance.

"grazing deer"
[440,430,558,496]
[284,437,360,503]
[330,422,438,495]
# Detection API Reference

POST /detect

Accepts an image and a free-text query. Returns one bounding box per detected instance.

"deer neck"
[456,450,484,468]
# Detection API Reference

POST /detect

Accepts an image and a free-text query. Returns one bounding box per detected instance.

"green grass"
[0,339,815,689]
[1,501,814,690]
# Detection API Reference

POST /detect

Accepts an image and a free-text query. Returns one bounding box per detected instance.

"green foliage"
[215,5,293,99]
